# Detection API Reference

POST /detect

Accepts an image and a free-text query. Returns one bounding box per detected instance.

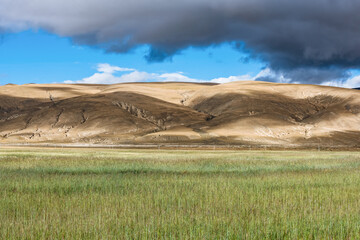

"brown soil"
[0,81,359,148]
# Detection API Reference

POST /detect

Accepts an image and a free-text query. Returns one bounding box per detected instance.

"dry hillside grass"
[0,81,359,147]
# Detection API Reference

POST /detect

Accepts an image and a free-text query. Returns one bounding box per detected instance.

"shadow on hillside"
[188,90,357,127]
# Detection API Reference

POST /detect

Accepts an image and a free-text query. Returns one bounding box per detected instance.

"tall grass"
[0,148,359,239]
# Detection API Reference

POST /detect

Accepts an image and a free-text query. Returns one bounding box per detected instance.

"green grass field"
[0,148,360,239]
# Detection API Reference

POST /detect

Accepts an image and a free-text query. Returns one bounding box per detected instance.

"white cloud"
[65,63,259,84]
[210,75,251,83]
[97,63,134,74]
[320,75,360,89]
[253,68,291,83]
[65,64,200,84]
[256,68,360,88]
[341,76,360,89]
[157,73,199,82]
[65,63,360,88]
[65,71,154,84]
[65,64,257,84]
[65,64,154,84]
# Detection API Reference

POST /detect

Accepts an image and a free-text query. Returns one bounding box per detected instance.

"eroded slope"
[0,81,359,147]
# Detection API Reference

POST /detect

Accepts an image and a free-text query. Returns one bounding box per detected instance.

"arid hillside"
[0,81,359,148]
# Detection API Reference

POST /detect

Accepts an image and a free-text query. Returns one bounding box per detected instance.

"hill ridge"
[0,82,359,147]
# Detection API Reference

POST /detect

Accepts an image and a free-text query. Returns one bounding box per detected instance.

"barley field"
[0,148,360,239]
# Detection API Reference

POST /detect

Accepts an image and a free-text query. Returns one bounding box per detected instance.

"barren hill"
[0,81,359,148]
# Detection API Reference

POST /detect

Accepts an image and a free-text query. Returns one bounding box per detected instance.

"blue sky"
[1,30,359,88]
[1,0,360,88]
[0,30,264,85]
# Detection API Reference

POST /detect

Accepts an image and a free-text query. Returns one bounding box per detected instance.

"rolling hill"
[0,81,359,148]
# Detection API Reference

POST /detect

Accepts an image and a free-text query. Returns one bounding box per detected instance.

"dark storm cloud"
[1,0,360,83]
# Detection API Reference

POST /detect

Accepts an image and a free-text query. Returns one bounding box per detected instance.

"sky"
[0,0,360,88]
[0,30,264,84]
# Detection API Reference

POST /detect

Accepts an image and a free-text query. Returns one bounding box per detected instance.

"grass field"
[0,148,360,239]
